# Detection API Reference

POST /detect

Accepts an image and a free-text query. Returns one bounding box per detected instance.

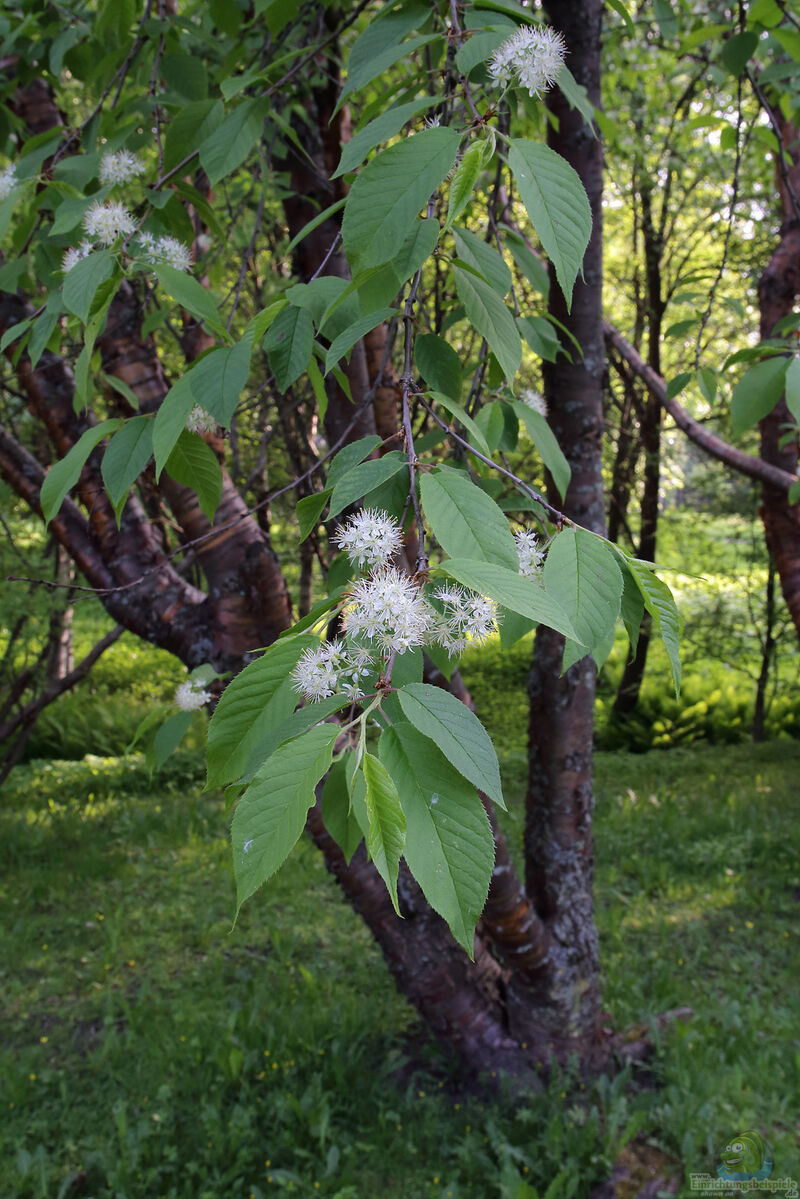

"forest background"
[0,0,799,1196]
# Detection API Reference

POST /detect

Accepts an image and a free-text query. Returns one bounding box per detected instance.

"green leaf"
[619,562,645,657]
[62,249,114,323]
[388,218,440,288]
[784,357,800,423]
[415,333,462,401]
[666,371,692,399]
[453,263,521,382]
[188,339,252,428]
[542,528,623,661]
[41,419,122,525]
[324,307,395,375]
[297,490,331,541]
[511,402,571,500]
[320,757,363,863]
[720,30,757,76]
[164,100,224,173]
[606,0,635,32]
[333,96,438,178]
[556,66,596,130]
[517,314,562,363]
[342,127,461,274]
[28,295,63,369]
[507,139,592,308]
[380,723,494,956]
[439,558,577,640]
[427,391,490,456]
[624,557,682,695]
[240,695,349,783]
[420,470,518,570]
[285,197,346,257]
[198,98,268,186]
[788,480,800,505]
[164,430,223,523]
[160,52,208,101]
[455,30,508,75]
[329,451,407,519]
[504,230,550,297]
[446,144,485,229]
[101,416,154,522]
[231,724,339,916]
[152,710,194,771]
[153,374,196,478]
[153,265,224,334]
[452,225,511,294]
[207,636,318,788]
[326,435,382,488]
[0,319,32,353]
[264,306,314,392]
[696,366,717,404]
[362,752,406,914]
[397,682,505,808]
[731,356,789,435]
[340,5,436,106]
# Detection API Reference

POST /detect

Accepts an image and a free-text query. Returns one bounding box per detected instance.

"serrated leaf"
[542,528,622,658]
[362,752,406,914]
[731,356,789,435]
[264,305,314,391]
[164,430,222,523]
[420,470,518,569]
[62,249,114,323]
[324,307,395,374]
[339,5,436,107]
[329,451,407,519]
[206,636,317,788]
[784,357,800,423]
[198,98,268,186]
[152,710,194,771]
[231,724,339,915]
[333,96,438,178]
[619,563,645,658]
[453,263,521,382]
[380,723,494,956]
[397,683,505,808]
[241,694,349,783]
[326,435,382,488]
[446,145,485,229]
[342,127,460,274]
[625,557,682,696]
[504,230,550,297]
[440,558,578,640]
[507,139,592,308]
[297,490,331,541]
[41,419,121,525]
[427,391,490,456]
[511,402,571,500]
[453,225,511,294]
[153,265,224,334]
[153,374,196,478]
[415,332,462,400]
[101,416,154,522]
[188,338,252,427]
[320,757,363,863]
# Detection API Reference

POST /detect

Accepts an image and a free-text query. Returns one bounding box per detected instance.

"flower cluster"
[520,388,547,417]
[186,405,217,435]
[433,585,499,654]
[174,678,212,711]
[515,529,546,577]
[82,200,136,244]
[62,240,93,273]
[0,164,18,201]
[488,25,567,99]
[291,511,502,704]
[333,508,403,569]
[137,231,193,272]
[99,150,146,186]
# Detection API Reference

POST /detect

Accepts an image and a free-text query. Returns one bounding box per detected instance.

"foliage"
[1,740,798,1197]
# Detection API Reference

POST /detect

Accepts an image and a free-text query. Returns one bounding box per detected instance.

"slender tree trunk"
[752,556,777,743]
[520,0,609,1068]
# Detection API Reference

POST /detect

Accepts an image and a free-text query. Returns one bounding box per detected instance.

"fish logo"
[717,1128,774,1182]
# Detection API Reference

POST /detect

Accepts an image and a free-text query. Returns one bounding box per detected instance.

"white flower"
[292,643,340,702]
[82,200,136,244]
[515,529,546,577]
[137,232,192,272]
[345,567,435,654]
[186,405,216,435]
[99,149,146,186]
[488,25,566,99]
[334,509,403,570]
[62,240,93,273]
[520,389,547,417]
[424,114,441,128]
[433,584,498,651]
[174,679,211,711]
[0,164,18,201]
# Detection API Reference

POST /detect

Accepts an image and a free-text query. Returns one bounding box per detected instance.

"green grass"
[2,742,799,1198]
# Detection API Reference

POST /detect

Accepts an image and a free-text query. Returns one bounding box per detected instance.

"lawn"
[1,740,798,1198]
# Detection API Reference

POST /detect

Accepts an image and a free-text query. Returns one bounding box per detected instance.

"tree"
[0,0,686,1083]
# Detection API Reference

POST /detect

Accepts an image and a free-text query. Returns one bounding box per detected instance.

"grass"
[2,742,799,1198]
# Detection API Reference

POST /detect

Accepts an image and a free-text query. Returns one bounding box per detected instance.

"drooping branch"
[603,320,799,492]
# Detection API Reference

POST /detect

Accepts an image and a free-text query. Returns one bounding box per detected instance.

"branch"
[602,320,799,493]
